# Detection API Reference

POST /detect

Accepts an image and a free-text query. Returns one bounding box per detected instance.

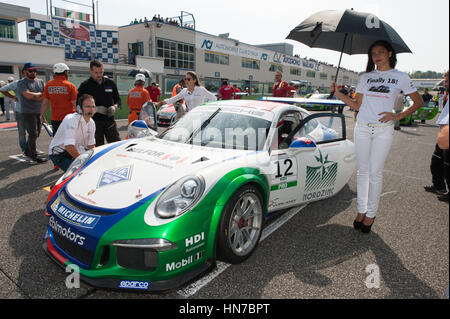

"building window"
[0,19,16,39]
[269,63,283,72]
[205,51,229,65]
[0,65,13,74]
[343,76,349,84]
[202,78,221,92]
[156,38,195,70]
[306,71,316,78]
[320,73,328,80]
[290,68,301,76]
[242,58,260,70]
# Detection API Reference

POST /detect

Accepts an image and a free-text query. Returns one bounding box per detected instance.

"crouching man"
[48,94,96,172]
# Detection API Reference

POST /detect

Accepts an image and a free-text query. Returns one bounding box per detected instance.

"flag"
[54,7,91,23]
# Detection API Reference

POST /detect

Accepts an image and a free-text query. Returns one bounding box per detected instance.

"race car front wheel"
[217,185,263,264]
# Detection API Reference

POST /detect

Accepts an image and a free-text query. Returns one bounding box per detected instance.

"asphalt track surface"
[0,109,448,300]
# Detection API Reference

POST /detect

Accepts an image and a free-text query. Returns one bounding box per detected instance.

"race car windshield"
[158,108,272,151]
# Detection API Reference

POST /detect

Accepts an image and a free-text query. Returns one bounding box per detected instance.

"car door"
[284,112,355,205]
[267,111,303,212]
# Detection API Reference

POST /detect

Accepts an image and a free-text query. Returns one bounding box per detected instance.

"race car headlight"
[61,149,94,180]
[155,175,205,218]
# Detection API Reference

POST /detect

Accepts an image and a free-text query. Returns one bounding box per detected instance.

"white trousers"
[354,122,394,218]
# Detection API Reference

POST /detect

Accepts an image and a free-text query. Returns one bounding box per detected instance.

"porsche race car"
[43,100,356,292]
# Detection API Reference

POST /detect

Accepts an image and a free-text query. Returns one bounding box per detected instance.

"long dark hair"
[366,40,397,73]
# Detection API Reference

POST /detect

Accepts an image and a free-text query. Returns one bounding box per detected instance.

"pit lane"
[0,109,448,299]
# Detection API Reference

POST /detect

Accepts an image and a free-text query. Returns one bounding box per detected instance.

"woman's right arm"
[330,82,363,110]
[163,88,186,105]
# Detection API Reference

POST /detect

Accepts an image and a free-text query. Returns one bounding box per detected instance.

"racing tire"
[217,185,264,264]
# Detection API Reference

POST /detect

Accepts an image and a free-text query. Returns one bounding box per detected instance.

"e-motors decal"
[49,216,86,246]
[303,150,337,201]
[97,165,133,188]
[50,197,100,229]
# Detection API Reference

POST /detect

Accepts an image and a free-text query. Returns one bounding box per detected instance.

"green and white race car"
[43,100,356,292]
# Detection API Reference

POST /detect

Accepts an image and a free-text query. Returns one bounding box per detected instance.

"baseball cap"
[23,62,37,70]
[135,73,146,82]
[53,63,70,74]
[7,76,14,82]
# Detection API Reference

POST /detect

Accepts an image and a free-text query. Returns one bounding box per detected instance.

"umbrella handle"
[328,33,348,100]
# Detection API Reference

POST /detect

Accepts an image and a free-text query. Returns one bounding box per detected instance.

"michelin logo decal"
[51,198,100,229]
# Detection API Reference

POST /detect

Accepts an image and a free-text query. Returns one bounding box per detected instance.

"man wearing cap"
[127,73,151,126]
[77,59,121,146]
[41,63,77,136]
[16,62,47,164]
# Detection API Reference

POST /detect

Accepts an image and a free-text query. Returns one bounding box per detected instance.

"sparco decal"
[49,216,86,246]
[118,280,149,290]
[166,252,202,272]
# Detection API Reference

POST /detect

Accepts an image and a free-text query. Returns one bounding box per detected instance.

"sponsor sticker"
[51,197,100,229]
[98,165,133,188]
[49,216,86,246]
[166,252,203,272]
[118,280,150,290]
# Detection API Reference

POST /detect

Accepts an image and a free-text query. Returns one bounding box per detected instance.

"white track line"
[177,204,308,298]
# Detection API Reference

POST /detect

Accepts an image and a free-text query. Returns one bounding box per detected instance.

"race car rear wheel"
[217,185,263,264]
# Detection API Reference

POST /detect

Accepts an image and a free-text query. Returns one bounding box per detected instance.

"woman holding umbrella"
[331,40,423,233]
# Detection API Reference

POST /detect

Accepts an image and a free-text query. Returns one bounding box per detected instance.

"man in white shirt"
[49,94,96,172]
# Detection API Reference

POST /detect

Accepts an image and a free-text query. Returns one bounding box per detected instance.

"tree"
[408,71,443,79]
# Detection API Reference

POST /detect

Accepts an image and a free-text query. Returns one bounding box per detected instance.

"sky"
[5,0,449,74]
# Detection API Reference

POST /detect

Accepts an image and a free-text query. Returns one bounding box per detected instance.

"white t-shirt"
[164,86,217,111]
[356,69,417,123]
[436,99,449,127]
[49,113,96,155]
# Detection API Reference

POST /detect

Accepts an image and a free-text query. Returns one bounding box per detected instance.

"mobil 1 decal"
[303,150,337,201]
[271,156,297,191]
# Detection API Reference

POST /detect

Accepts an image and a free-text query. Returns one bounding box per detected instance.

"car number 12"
[273,158,297,180]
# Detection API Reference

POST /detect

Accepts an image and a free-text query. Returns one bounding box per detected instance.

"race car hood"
[64,137,258,210]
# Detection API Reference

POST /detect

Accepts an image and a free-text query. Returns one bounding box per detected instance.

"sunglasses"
[184,77,193,81]
[26,69,37,73]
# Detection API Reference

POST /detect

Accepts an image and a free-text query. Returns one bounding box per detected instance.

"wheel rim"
[227,193,262,257]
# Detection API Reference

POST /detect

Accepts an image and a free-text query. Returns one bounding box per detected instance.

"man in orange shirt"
[41,63,77,135]
[172,78,185,97]
[127,73,151,126]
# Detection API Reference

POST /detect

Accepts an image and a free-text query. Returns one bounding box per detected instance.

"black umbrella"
[287,9,412,88]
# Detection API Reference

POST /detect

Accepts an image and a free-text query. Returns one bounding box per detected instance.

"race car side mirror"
[288,137,317,154]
